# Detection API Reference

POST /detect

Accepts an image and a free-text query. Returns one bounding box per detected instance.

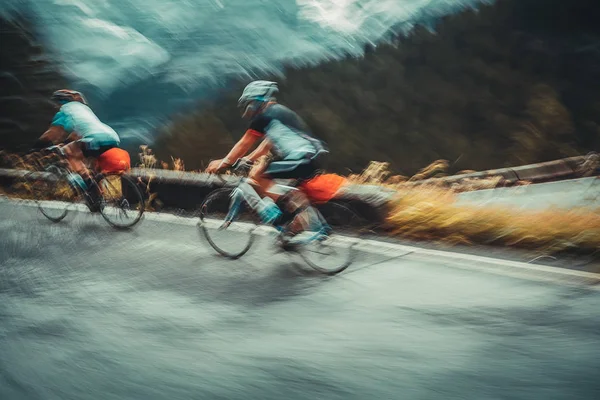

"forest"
[1,0,599,175]
[0,10,66,153]
[153,0,600,175]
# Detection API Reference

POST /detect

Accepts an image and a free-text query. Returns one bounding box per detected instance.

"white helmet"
[238,80,279,109]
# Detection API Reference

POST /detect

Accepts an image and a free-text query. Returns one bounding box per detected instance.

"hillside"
[154,0,600,175]
[0,9,67,152]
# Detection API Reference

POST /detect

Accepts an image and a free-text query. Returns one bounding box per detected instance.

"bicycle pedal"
[276,235,299,252]
[279,241,300,252]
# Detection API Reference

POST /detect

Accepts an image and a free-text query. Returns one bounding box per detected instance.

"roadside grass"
[2,148,598,254]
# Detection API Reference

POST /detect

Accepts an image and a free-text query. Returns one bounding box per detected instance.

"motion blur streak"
[1,200,600,399]
[0,0,488,138]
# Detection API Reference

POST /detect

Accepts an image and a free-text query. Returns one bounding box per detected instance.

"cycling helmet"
[51,89,88,105]
[237,80,278,109]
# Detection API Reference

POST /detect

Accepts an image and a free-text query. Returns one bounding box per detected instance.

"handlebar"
[42,145,64,155]
[230,158,254,172]
[24,143,65,157]
[208,158,254,185]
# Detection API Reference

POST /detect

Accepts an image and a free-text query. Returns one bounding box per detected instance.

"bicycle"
[21,145,145,229]
[198,159,367,275]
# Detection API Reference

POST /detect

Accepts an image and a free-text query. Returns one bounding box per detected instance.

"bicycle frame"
[213,160,330,241]
[201,160,359,274]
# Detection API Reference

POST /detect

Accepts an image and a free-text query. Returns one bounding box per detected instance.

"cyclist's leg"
[62,140,92,192]
[77,135,119,207]
[248,155,282,202]
[247,156,316,226]
[224,157,281,224]
[248,155,271,197]
[261,158,327,234]
[228,179,281,224]
[251,156,313,200]
[228,155,321,227]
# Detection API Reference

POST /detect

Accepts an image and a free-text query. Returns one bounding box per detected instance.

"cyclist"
[33,89,121,211]
[206,80,329,235]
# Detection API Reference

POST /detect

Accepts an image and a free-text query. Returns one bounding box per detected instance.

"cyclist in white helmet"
[206,80,329,234]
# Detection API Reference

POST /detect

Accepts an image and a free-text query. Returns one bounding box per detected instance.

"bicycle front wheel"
[98,173,145,229]
[297,201,365,275]
[25,165,78,222]
[199,188,260,259]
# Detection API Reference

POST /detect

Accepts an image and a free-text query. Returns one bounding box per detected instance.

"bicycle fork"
[222,188,245,228]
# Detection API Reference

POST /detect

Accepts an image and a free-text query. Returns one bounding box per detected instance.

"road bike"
[21,146,145,229]
[199,160,368,275]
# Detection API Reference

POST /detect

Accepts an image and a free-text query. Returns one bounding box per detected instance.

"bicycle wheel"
[199,188,260,259]
[297,201,364,275]
[25,165,79,222]
[98,173,145,229]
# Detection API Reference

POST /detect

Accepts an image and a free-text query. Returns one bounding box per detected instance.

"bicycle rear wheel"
[98,173,145,229]
[297,201,364,275]
[25,165,79,222]
[199,188,260,259]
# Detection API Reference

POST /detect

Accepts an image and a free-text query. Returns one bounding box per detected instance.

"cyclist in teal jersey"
[34,89,121,210]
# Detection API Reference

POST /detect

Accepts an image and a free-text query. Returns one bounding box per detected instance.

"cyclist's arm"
[224,130,261,164]
[246,139,272,162]
[35,107,74,148]
[206,130,260,172]
[40,125,68,143]
[31,125,68,150]
[65,131,81,143]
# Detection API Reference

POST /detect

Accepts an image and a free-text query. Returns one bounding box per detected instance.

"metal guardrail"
[1,153,597,221]
[125,167,395,222]
[399,154,598,187]
[0,167,395,223]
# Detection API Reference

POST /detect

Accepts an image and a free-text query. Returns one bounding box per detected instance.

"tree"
[0,9,67,152]
[154,0,600,174]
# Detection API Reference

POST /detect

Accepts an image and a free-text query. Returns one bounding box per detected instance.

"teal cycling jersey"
[51,102,120,144]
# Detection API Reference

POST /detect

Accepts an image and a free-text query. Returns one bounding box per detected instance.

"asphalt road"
[1,199,599,400]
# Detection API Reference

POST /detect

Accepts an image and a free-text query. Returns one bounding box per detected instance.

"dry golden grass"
[171,156,185,171]
[2,148,599,253]
[386,186,600,252]
[138,145,158,169]
[99,175,123,200]
[8,173,75,202]
[1,150,49,172]
[348,161,392,184]
[137,146,186,172]
[346,160,600,253]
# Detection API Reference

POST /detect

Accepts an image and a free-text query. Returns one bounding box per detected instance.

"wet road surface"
[1,199,599,400]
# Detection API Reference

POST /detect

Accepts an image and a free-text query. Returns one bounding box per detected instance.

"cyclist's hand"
[206,159,224,174]
[43,145,63,154]
[235,157,254,172]
[30,138,53,153]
